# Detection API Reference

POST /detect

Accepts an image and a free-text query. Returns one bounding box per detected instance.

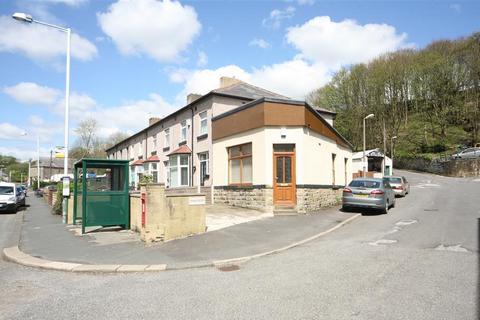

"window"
[228,143,252,185]
[164,128,170,148]
[150,163,158,183]
[199,111,208,135]
[152,134,157,151]
[198,152,209,186]
[164,161,169,187]
[169,155,189,187]
[129,146,133,159]
[181,120,187,142]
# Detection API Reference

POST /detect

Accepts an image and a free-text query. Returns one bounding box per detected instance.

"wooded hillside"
[308,32,480,159]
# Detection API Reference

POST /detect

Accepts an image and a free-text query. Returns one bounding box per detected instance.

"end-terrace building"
[105,77,353,212]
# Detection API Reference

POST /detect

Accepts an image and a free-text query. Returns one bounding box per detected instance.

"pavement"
[4,193,358,271]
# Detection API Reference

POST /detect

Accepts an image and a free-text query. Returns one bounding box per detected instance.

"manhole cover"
[217,265,240,272]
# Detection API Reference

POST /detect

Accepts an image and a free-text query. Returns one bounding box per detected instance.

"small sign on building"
[188,196,206,206]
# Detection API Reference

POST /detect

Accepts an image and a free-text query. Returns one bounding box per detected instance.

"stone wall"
[213,186,273,213]
[396,157,480,177]
[296,188,342,214]
[130,184,206,243]
[165,186,212,204]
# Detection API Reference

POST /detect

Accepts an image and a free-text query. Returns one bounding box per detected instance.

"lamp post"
[363,113,375,177]
[14,12,71,223]
[21,132,40,190]
[391,136,397,175]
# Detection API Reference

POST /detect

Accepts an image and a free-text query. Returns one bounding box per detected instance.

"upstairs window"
[199,111,208,135]
[181,120,187,142]
[164,128,170,148]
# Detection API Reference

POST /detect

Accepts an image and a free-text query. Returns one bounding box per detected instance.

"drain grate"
[217,265,240,272]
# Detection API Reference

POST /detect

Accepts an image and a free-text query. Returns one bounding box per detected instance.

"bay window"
[169,154,189,187]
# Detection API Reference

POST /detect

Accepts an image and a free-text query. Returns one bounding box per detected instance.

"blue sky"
[0,0,479,160]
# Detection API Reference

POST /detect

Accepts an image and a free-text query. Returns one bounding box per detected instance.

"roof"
[144,155,160,162]
[105,81,290,153]
[212,97,353,149]
[130,159,145,166]
[212,81,290,100]
[313,106,337,116]
[168,145,192,156]
[352,148,389,159]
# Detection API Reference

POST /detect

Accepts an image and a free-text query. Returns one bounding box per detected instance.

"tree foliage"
[308,33,480,157]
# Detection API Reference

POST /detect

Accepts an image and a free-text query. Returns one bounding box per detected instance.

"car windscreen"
[386,177,402,183]
[0,186,14,195]
[349,180,380,188]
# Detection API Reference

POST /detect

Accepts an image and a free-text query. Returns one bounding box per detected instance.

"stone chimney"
[187,93,202,104]
[149,117,162,126]
[219,76,242,89]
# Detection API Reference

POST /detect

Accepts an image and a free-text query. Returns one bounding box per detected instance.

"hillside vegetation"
[308,32,480,160]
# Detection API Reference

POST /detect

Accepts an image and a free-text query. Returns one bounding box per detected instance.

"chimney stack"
[149,117,162,126]
[187,93,202,104]
[219,76,242,89]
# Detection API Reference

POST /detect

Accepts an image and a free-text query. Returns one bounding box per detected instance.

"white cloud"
[98,0,201,63]
[83,93,177,137]
[0,16,97,62]
[262,6,296,29]
[0,145,53,161]
[0,123,26,140]
[197,51,208,67]
[251,59,329,99]
[3,82,61,105]
[249,38,271,49]
[28,115,45,126]
[169,59,329,101]
[286,16,410,67]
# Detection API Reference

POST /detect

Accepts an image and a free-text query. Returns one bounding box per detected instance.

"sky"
[0,0,479,161]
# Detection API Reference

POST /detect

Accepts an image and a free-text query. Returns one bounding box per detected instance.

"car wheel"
[382,200,389,214]
[391,199,396,208]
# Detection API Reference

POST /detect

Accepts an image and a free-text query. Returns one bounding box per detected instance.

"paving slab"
[18,195,358,268]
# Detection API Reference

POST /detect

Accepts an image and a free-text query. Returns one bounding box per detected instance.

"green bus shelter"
[73,158,130,234]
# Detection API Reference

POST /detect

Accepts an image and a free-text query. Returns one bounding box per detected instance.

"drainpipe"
[191,107,194,189]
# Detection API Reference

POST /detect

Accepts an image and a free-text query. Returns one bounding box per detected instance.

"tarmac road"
[0,170,478,320]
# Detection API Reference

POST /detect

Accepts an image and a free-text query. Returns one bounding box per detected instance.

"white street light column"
[13,12,71,223]
[391,136,398,175]
[363,113,375,177]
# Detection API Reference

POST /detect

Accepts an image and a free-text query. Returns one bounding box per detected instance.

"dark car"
[342,178,396,214]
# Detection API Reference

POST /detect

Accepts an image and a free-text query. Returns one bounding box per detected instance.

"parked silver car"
[452,147,480,159]
[384,176,410,197]
[342,178,396,214]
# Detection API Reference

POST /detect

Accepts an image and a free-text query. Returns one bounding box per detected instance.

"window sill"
[179,141,187,146]
[197,133,208,141]
[162,147,170,152]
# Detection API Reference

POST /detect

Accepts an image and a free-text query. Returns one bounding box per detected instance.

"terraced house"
[106,77,354,213]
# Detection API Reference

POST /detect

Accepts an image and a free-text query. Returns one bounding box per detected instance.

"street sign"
[62,176,70,197]
[55,146,65,158]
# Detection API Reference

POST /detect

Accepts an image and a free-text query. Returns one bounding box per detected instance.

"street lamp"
[21,131,40,190]
[363,113,375,177]
[391,136,397,175]
[13,12,71,223]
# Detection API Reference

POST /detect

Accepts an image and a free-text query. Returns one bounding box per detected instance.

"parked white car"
[0,182,19,213]
[452,147,480,159]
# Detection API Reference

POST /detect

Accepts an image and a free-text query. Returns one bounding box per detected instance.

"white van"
[0,182,19,213]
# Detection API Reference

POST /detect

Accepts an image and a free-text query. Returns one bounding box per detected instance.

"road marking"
[369,239,398,246]
[434,244,469,253]
[395,219,418,226]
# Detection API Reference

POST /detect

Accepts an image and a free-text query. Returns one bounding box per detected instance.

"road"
[0,170,478,320]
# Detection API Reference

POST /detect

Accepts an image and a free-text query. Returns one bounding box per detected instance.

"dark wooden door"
[273,153,296,205]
